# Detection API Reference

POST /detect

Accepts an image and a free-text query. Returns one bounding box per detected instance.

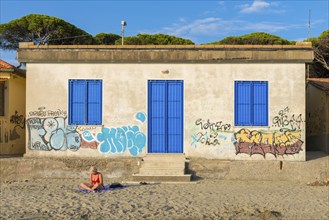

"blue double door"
[148,80,184,153]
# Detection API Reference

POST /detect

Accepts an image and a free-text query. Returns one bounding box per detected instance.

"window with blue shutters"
[234,81,268,126]
[69,80,102,125]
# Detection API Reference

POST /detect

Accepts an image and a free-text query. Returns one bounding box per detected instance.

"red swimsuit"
[91,174,100,184]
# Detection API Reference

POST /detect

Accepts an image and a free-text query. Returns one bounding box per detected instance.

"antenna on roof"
[121,21,127,45]
[307,9,311,42]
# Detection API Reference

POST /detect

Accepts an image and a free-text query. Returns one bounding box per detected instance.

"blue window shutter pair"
[235,81,268,126]
[69,80,102,125]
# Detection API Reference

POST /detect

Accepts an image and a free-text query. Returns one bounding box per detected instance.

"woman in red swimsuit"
[80,166,105,191]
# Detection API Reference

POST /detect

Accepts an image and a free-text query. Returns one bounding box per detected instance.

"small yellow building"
[0,60,26,155]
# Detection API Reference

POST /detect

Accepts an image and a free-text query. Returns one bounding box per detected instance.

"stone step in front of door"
[132,174,192,182]
[140,155,186,169]
[141,162,185,169]
[138,168,185,176]
[142,154,186,160]
[133,154,190,182]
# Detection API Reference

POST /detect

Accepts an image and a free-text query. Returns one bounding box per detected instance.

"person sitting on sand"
[80,166,105,191]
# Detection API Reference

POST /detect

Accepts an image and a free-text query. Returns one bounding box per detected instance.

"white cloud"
[240,0,276,13]
[141,17,313,43]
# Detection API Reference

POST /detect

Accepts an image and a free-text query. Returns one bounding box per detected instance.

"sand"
[0,178,328,220]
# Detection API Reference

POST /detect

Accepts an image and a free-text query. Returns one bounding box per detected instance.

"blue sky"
[1,0,328,65]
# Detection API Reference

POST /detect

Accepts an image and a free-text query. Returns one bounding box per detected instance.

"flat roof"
[18,42,314,63]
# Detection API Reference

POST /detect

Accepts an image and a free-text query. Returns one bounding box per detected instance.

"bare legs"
[80,182,105,191]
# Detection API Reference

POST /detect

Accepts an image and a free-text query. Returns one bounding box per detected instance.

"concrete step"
[140,154,186,169]
[133,154,190,182]
[141,161,185,169]
[132,174,192,182]
[139,168,185,176]
[142,154,186,162]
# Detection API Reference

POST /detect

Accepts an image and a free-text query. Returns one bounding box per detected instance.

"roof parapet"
[18,42,313,50]
[17,42,314,63]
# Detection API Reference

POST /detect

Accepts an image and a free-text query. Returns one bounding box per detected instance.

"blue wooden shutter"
[167,81,183,153]
[69,80,86,125]
[148,81,166,153]
[87,80,102,125]
[235,81,252,126]
[253,81,268,126]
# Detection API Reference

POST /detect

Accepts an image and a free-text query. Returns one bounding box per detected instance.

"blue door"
[148,80,184,153]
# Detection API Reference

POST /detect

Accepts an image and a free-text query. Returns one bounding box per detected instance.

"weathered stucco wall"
[0,74,26,154]
[306,84,329,153]
[25,63,306,160]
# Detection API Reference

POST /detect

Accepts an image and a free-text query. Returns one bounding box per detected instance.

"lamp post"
[121,21,127,45]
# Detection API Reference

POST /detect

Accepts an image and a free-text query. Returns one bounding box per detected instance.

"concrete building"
[18,43,313,164]
[0,60,26,155]
[306,78,329,154]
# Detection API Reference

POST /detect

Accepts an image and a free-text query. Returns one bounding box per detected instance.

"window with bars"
[68,80,102,125]
[234,81,268,126]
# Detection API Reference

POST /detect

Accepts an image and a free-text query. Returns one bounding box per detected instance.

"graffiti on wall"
[191,118,232,147]
[233,128,303,157]
[81,113,147,156]
[9,110,26,141]
[0,111,26,144]
[272,107,304,130]
[28,107,67,118]
[78,126,99,149]
[97,126,146,156]
[26,117,81,151]
[26,108,146,156]
[10,110,25,129]
[135,112,146,123]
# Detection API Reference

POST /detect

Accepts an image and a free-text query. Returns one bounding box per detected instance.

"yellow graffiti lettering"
[249,131,261,144]
[285,131,301,143]
[261,133,273,145]
[274,132,289,147]
[236,128,301,148]
[235,129,252,143]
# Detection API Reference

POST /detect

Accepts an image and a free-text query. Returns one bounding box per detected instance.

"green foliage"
[208,32,293,45]
[115,33,194,45]
[318,30,329,40]
[94,33,121,45]
[306,37,318,45]
[310,30,329,77]
[0,14,94,50]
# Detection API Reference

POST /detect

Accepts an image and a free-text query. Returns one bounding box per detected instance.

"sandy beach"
[1,177,328,220]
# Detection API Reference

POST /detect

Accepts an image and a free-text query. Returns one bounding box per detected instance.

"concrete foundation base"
[0,152,327,183]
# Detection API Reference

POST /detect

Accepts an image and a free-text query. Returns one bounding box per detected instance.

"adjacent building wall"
[25,63,306,160]
[0,74,26,155]
[306,83,329,154]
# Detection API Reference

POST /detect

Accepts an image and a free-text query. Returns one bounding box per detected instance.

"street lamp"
[121,21,127,45]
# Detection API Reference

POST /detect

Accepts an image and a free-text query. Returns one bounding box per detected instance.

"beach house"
[17,43,313,165]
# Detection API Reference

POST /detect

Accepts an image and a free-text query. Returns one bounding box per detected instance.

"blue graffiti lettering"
[135,112,146,123]
[26,117,81,151]
[97,125,146,156]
